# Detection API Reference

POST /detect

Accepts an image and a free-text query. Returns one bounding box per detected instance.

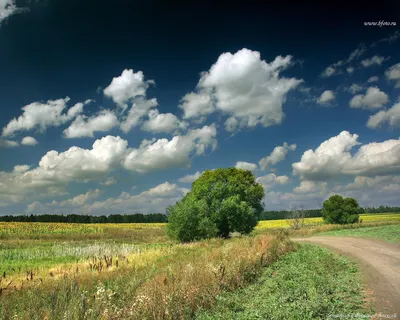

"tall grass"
[0,234,295,319]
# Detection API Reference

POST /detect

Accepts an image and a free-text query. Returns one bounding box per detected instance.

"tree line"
[260,206,400,220]
[0,206,399,224]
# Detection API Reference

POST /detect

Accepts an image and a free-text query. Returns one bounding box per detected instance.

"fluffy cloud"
[0,138,18,148]
[367,103,400,129]
[178,91,215,120]
[103,69,155,109]
[293,130,400,180]
[235,161,258,171]
[0,125,219,205]
[63,109,119,138]
[346,67,354,74]
[87,182,189,214]
[346,84,363,94]
[385,63,400,87]
[361,55,386,67]
[185,49,301,132]
[0,0,21,24]
[178,171,203,183]
[333,175,400,208]
[259,142,296,170]
[2,97,87,137]
[349,87,388,110]
[141,109,188,134]
[21,136,38,146]
[27,189,102,214]
[293,181,327,194]
[367,76,379,83]
[13,165,30,173]
[256,173,290,191]
[120,98,158,133]
[123,124,217,173]
[0,135,129,205]
[317,90,335,105]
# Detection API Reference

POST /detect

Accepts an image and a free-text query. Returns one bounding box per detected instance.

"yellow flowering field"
[256,213,400,230]
[0,222,104,236]
[95,223,166,229]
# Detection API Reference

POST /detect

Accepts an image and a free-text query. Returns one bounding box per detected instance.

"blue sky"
[0,1,400,215]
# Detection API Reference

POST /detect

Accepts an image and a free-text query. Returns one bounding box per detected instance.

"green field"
[196,244,365,320]
[318,224,400,243]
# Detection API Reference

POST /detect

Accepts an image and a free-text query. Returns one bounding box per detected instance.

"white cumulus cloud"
[349,87,389,110]
[2,97,87,137]
[184,49,302,132]
[385,63,400,88]
[293,131,400,180]
[317,90,335,105]
[21,136,38,146]
[367,103,400,129]
[259,142,296,170]
[235,161,258,171]
[123,124,217,173]
[103,69,155,109]
[178,171,203,183]
[63,109,119,138]
[141,109,187,134]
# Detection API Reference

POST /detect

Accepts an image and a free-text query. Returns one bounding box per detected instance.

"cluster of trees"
[260,206,400,220]
[260,209,322,220]
[362,206,400,213]
[0,213,167,223]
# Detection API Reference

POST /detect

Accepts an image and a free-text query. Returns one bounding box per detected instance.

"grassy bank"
[318,224,400,243]
[196,244,366,320]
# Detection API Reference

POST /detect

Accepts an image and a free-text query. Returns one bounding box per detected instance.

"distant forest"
[0,206,399,223]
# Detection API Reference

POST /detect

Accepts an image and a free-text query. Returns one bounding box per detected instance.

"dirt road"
[295,236,400,318]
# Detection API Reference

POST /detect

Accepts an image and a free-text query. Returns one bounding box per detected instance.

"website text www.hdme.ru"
[364,20,396,27]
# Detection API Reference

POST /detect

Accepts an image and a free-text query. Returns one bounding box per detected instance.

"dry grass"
[0,233,295,319]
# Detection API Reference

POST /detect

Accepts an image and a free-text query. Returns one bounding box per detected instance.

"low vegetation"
[319,224,400,243]
[196,244,365,320]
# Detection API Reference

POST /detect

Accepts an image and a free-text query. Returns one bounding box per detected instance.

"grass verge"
[196,244,366,320]
[318,224,400,243]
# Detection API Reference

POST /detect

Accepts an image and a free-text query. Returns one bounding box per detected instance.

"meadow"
[0,213,398,319]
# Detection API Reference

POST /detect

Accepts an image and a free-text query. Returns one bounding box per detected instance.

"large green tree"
[322,195,360,224]
[166,168,264,242]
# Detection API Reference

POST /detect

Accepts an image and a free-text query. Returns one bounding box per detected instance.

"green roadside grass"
[196,244,366,320]
[317,224,400,243]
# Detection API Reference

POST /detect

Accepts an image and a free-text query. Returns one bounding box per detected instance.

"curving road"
[294,236,400,318]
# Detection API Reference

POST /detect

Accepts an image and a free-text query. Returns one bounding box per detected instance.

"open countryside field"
[256,213,400,229]
[0,214,399,319]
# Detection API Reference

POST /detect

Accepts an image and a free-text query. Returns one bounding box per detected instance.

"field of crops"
[0,222,166,239]
[256,213,400,230]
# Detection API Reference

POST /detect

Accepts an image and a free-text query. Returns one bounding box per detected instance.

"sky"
[0,0,400,215]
